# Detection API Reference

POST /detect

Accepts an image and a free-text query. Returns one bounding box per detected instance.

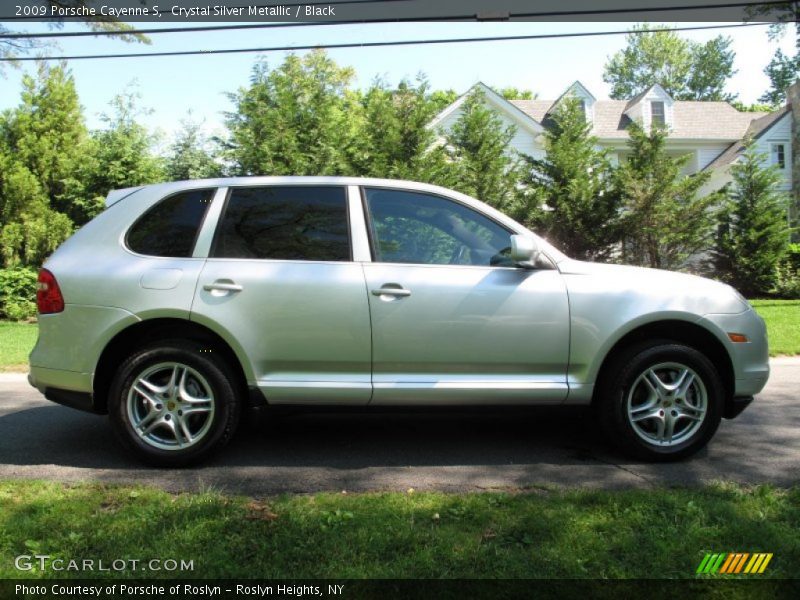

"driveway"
[0,358,797,495]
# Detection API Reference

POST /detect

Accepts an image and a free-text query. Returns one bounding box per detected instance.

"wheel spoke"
[181,403,212,417]
[178,415,195,444]
[631,407,661,423]
[138,414,164,437]
[178,372,210,403]
[663,413,676,443]
[644,369,669,398]
[674,369,695,399]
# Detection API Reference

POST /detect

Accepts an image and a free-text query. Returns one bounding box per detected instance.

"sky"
[0,20,795,142]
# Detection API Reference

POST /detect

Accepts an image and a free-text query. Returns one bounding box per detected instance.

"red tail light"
[37,269,65,314]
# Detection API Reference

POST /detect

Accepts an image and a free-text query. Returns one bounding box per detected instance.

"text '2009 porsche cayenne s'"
[28,177,769,466]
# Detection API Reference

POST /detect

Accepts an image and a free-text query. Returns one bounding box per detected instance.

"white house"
[429,81,796,197]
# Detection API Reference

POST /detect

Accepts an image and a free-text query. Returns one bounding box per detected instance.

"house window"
[771,143,786,169]
[651,101,666,127]
[578,100,586,120]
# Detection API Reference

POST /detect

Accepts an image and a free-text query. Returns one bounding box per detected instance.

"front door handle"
[203,281,243,293]
[371,286,411,298]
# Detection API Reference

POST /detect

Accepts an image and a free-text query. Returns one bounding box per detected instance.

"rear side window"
[126,189,215,257]
[211,186,350,261]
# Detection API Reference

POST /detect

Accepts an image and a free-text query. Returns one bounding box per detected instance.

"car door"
[191,185,372,405]
[361,187,570,405]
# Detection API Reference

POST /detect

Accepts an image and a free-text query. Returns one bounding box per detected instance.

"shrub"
[0,267,38,321]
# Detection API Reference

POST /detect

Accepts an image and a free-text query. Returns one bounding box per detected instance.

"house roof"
[704,105,792,170]
[510,98,764,140]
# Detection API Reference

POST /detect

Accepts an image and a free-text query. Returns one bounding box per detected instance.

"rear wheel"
[108,340,240,467]
[597,341,723,461]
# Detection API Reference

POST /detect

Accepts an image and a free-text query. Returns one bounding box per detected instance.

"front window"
[651,101,666,127]
[364,188,513,267]
[211,186,350,261]
[771,143,786,169]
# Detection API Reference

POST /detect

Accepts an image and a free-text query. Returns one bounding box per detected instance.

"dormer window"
[651,101,666,127]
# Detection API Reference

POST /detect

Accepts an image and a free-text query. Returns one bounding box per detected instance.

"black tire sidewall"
[602,342,724,461]
[108,341,240,467]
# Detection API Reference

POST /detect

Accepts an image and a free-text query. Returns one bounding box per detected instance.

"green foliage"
[443,88,522,212]
[759,48,799,106]
[0,267,37,320]
[604,24,736,101]
[712,145,790,297]
[522,96,622,261]
[224,50,356,176]
[617,123,718,270]
[349,77,455,184]
[730,101,776,113]
[495,87,537,100]
[165,117,223,181]
[0,63,83,267]
[83,90,165,209]
[771,264,800,299]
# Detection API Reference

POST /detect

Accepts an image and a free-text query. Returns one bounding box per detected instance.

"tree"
[759,49,799,106]
[711,145,790,296]
[349,77,455,184]
[442,89,522,212]
[496,87,537,100]
[165,117,223,181]
[224,50,355,176]
[0,62,89,266]
[603,24,736,101]
[522,96,622,261]
[83,89,164,209]
[617,122,719,270]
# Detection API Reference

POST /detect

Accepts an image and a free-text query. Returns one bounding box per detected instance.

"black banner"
[1,0,797,23]
[3,579,800,600]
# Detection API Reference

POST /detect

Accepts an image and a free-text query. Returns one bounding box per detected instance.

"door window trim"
[359,185,521,269]
[206,184,354,263]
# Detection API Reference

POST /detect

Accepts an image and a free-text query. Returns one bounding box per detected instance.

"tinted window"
[127,189,214,257]
[365,188,513,266]
[212,186,350,261]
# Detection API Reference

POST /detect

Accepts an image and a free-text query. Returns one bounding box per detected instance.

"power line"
[0,21,773,62]
[0,1,792,38]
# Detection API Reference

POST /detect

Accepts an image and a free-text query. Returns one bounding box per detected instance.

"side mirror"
[510,235,540,268]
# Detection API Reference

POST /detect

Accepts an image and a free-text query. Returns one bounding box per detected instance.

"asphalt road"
[0,359,798,495]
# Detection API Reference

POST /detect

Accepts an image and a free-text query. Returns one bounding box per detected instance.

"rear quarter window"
[126,189,215,257]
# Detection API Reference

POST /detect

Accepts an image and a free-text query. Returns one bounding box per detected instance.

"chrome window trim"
[193,187,229,258]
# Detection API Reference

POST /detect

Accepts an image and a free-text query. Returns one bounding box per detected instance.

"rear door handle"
[371,286,411,298]
[203,282,243,293]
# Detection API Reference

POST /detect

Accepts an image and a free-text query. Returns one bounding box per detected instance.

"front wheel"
[108,340,241,467]
[597,341,723,461]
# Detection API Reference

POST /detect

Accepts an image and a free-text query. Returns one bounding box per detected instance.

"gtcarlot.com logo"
[696,552,773,575]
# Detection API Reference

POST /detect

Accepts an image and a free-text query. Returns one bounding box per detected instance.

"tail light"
[37,269,65,314]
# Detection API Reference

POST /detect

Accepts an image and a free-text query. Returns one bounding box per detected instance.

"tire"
[108,339,241,467]
[596,340,723,461]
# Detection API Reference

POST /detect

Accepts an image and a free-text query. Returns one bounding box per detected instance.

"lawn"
[0,481,797,580]
[0,320,37,372]
[749,300,800,356]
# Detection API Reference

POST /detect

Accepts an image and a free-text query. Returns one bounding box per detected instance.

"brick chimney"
[788,80,800,235]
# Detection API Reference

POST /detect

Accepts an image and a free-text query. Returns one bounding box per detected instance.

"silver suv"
[29,177,769,466]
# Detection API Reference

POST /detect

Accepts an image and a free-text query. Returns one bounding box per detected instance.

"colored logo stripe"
[697,553,773,575]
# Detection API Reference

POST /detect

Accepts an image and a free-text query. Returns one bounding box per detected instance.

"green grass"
[750,300,800,356]
[0,321,36,371]
[1,481,798,580]
[0,299,796,372]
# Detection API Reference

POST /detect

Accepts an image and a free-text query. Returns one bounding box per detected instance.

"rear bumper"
[28,368,102,414]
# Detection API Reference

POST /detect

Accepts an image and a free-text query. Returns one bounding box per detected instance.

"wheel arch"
[93,318,251,414]
[591,319,735,407]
